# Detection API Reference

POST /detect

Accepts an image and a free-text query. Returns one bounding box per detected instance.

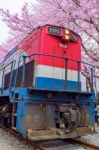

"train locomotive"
[0,25,95,140]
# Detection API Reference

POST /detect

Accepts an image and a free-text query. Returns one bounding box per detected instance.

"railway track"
[36,138,99,150]
[70,138,99,150]
[0,125,99,150]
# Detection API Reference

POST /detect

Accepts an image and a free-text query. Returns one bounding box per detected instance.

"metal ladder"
[12,56,26,100]
[11,99,18,130]
[9,60,16,96]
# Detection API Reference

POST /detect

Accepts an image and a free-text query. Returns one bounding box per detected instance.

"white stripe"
[0,49,29,75]
[35,65,80,81]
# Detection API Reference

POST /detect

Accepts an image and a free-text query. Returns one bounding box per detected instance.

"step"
[13,101,18,104]
[12,113,17,116]
[12,127,16,130]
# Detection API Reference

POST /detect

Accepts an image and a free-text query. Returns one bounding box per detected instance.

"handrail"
[0,53,95,99]
[9,60,16,95]
[12,56,27,100]
[27,53,94,67]
[12,53,95,98]
[1,68,5,94]
[0,60,16,72]
[0,60,16,95]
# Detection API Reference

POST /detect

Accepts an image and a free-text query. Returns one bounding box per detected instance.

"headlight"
[65,29,70,34]
[64,35,70,40]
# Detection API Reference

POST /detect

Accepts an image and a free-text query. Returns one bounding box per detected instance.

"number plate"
[48,26,61,35]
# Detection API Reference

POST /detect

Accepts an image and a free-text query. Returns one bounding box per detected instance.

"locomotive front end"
[0,25,95,140]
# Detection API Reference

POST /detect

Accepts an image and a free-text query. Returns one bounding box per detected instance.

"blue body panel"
[35,77,81,91]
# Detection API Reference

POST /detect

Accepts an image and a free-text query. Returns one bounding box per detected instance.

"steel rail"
[71,138,99,150]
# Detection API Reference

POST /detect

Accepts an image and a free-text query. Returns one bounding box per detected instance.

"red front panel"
[38,25,81,71]
[17,25,81,71]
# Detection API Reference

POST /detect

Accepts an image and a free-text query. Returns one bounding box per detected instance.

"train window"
[70,33,78,42]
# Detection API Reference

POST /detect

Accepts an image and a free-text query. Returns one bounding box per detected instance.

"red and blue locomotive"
[0,25,95,140]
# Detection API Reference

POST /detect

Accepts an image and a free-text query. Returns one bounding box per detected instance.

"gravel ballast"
[80,133,99,146]
[0,128,33,150]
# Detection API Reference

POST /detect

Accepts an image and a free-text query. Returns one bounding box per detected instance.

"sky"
[0,0,36,44]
